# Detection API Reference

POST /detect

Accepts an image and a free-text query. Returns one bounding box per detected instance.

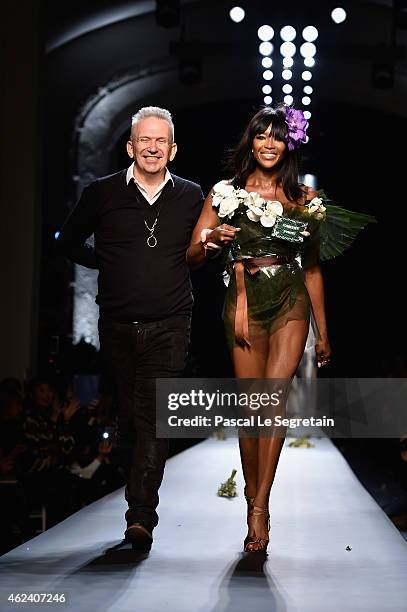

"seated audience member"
[19,378,79,528]
[0,389,32,552]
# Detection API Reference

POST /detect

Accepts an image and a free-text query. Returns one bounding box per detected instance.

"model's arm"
[304,264,331,367]
[186,187,240,269]
[56,183,99,269]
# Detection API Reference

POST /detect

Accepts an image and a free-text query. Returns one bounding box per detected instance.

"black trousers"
[98,314,190,532]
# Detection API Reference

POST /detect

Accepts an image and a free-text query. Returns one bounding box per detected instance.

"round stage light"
[264,96,272,104]
[282,69,293,80]
[282,83,293,94]
[304,57,315,67]
[280,41,296,57]
[262,57,273,68]
[283,57,294,67]
[284,95,294,105]
[301,70,312,81]
[302,26,318,42]
[304,110,312,119]
[229,7,245,23]
[302,96,311,105]
[262,84,272,94]
[303,85,313,94]
[258,25,274,41]
[331,7,347,24]
[280,25,296,41]
[300,42,316,58]
[259,41,274,56]
[263,70,274,80]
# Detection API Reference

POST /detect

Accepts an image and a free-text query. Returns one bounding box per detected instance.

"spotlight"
[262,57,273,68]
[280,26,296,41]
[155,0,180,28]
[230,6,245,23]
[283,57,294,67]
[303,85,313,94]
[302,26,318,42]
[259,42,274,55]
[282,69,292,80]
[284,94,293,105]
[282,83,292,93]
[264,96,272,104]
[301,70,312,81]
[280,42,296,57]
[300,42,316,58]
[258,25,274,41]
[304,110,312,119]
[302,96,311,105]
[331,8,347,24]
[262,84,272,94]
[263,70,274,80]
[304,57,315,67]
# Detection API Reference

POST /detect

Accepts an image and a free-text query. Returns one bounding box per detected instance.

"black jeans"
[98,314,190,532]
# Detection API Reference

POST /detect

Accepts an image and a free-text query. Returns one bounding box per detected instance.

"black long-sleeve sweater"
[57,169,204,322]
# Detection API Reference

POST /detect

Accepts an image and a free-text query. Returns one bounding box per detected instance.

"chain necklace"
[144,217,159,248]
[143,193,166,248]
[131,178,167,248]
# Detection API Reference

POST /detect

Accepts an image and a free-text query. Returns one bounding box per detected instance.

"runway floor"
[1,436,407,612]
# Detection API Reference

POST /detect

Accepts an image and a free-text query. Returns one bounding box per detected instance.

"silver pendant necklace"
[131,179,166,247]
[144,197,166,248]
[144,218,158,248]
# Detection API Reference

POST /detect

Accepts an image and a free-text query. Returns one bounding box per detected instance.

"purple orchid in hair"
[284,106,309,151]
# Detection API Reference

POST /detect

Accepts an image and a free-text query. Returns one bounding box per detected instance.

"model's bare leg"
[247,319,309,550]
[232,325,268,536]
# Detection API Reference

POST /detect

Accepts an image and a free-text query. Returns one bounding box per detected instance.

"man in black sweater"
[57,106,204,550]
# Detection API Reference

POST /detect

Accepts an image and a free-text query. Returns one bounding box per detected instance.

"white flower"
[305,196,326,215]
[246,201,263,222]
[213,181,235,197]
[265,200,284,216]
[309,196,323,207]
[260,212,277,227]
[246,209,261,222]
[212,193,224,208]
[247,191,265,207]
[218,196,239,218]
[236,188,249,199]
[300,230,310,237]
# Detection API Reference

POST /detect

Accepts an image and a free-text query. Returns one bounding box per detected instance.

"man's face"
[127,117,177,175]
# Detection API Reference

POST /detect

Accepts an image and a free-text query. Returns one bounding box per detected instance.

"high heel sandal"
[244,505,270,553]
[243,488,255,549]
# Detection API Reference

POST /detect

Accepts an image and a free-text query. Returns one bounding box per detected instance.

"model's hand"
[315,338,332,368]
[207,224,240,246]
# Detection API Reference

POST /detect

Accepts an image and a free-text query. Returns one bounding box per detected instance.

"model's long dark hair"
[225,105,303,202]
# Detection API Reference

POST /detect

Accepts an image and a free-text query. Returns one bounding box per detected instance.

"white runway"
[1,436,407,612]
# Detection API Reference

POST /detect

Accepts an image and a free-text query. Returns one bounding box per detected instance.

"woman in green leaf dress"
[187,104,374,553]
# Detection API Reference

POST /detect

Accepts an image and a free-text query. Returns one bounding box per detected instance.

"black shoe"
[124,523,153,551]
